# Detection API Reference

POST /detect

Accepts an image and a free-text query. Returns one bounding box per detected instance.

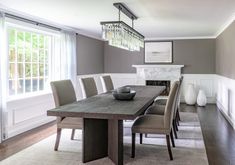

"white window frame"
[5,21,59,101]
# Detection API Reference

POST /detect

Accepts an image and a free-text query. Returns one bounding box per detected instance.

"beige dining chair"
[80,77,98,98]
[100,75,114,92]
[155,76,183,120]
[50,80,83,151]
[145,76,183,138]
[131,81,179,160]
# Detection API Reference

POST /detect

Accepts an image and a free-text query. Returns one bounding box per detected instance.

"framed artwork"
[144,41,173,63]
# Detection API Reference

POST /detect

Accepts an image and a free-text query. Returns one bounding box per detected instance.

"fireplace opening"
[146,80,171,96]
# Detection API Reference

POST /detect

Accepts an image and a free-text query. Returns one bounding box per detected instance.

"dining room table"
[47,85,165,165]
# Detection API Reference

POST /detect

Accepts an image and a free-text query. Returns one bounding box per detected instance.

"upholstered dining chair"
[80,77,98,98]
[145,77,183,138]
[131,81,179,160]
[100,75,114,92]
[50,80,83,151]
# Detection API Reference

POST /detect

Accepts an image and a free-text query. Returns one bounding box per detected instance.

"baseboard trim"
[217,101,235,129]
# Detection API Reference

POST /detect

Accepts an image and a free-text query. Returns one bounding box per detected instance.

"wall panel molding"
[216,74,235,129]
[8,73,235,139]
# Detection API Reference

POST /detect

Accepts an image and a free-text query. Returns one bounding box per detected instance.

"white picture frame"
[144,41,173,63]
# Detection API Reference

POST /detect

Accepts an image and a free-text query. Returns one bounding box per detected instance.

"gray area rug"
[1,112,208,165]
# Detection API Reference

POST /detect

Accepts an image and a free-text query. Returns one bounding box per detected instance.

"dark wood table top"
[47,85,165,120]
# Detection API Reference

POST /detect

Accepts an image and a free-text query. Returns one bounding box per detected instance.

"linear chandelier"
[100,3,144,51]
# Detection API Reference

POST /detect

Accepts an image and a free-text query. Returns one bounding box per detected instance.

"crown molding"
[144,36,216,41]
[215,13,235,37]
[76,31,105,41]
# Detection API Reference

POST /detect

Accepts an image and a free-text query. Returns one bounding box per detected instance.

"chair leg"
[71,129,75,140]
[172,121,178,139]
[177,118,180,126]
[54,128,62,151]
[166,135,173,160]
[145,134,148,138]
[131,133,136,158]
[140,133,143,144]
[177,108,181,121]
[170,129,175,148]
[174,119,179,131]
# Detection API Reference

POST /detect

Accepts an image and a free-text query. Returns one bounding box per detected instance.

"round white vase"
[197,90,207,106]
[184,83,197,105]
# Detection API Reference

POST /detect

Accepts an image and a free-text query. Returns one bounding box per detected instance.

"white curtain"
[51,31,77,88]
[0,16,77,141]
[0,13,8,142]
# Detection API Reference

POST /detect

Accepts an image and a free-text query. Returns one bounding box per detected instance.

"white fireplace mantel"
[132,65,184,85]
[132,65,184,69]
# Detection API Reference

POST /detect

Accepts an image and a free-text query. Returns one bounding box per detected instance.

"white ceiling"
[0,0,235,40]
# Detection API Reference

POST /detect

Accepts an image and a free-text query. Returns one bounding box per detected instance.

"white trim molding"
[216,74,235,129]
[181,74,217,104]
[6,93,55,138]
[7,73,235,139]
[144,36,216,41]
[215,13,235,37]
[78,73,217,104]
[132,65,184,69]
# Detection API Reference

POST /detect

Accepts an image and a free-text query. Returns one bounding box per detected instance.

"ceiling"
[0,0,235,40]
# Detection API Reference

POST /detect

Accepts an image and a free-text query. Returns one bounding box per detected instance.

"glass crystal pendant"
[101,21,144,51]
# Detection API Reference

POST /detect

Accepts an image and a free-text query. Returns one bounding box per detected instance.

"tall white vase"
[197,90,207,106]
[184,83,197,105]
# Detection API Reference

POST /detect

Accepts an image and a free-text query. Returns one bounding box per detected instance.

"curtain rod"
[4,13,62,31]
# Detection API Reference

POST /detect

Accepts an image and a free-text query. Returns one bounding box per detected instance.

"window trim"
[5,22,57,100]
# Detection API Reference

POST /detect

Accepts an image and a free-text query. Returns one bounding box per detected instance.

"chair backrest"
[80,77,98,98]
[164,81,179,129]
[173,76,184,118]
[50,80,77,107]
[101,75,114,92]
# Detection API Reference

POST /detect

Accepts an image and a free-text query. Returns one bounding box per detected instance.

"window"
[7,26,51,96]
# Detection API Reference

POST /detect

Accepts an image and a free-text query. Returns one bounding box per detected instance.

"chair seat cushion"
[132,115,170,134]
[145,105,165,115]
[58,117,83,129]
[154,98,167,105]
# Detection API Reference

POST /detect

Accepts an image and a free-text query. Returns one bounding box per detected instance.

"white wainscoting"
[180,74,217,103]
[5,73,217,139]
[216,75,235,128]
[102,73,217,104]
[6,93,55,138]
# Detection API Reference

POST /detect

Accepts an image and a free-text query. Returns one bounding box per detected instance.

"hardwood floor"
[197,104,235,165]
[0,121,56,161]
[0,104,235,165]
[181,104,235,165]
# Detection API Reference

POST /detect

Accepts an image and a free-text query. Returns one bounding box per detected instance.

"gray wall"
[77,34,104,75]
[104,43,144,73]
[216,21,235,79]
[104,39,215,74]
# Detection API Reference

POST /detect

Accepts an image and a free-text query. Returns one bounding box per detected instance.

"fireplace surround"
[133,65,184,88]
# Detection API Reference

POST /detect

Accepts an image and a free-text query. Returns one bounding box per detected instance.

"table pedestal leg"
[108,119,123,165]
[82,118,124,165]
[82,118,108,163]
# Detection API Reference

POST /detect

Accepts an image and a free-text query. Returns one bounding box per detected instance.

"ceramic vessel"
[197,90,207,106]
[112,90,136,100]
[116,86,131,93]
[184,83,197,105]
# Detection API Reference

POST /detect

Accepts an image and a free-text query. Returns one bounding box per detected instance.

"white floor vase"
[197,90,207,106]
[185,83,197,105]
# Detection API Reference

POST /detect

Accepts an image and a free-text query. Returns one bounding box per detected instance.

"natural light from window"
[8,27,51,96]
